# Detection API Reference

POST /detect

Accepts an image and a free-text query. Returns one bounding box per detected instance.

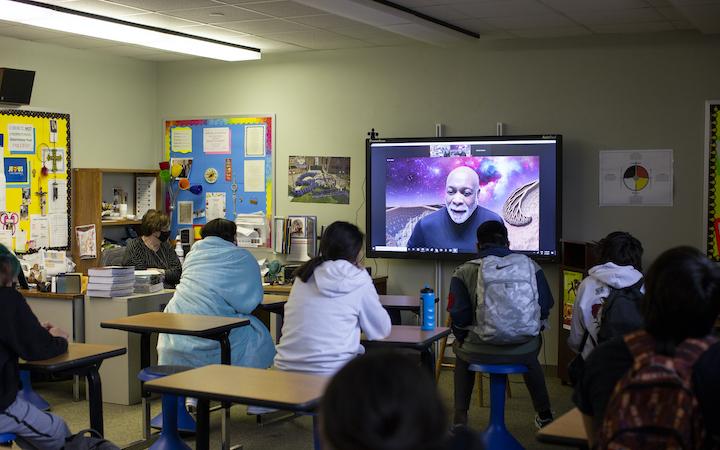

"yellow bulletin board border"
[705,101,720,260]
[0,109,71,253]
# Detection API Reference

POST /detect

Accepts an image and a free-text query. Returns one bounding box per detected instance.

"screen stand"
[434,259,443,359]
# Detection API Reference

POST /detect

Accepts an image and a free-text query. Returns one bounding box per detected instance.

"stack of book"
[134,269,164,294]
[87,266,135,297]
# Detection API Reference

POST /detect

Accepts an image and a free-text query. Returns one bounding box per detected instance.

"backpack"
[63,429,120,450]
[597,330,717,450]
[597,279,644,344]
[470,253,540,344]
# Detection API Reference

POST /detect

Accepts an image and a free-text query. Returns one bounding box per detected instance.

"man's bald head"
[445,166,481,224]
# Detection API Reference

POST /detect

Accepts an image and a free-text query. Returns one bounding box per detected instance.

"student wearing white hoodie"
[274,221,392,375]
[567,231,644,360]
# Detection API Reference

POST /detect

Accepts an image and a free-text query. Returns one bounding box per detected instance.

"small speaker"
[0,68,35,105]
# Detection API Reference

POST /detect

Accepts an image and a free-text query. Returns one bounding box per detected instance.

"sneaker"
[247,405,279,415]
[535,413,554,429]
[185,397,197,415]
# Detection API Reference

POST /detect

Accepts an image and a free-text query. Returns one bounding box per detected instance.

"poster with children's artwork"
[562,270,583,330]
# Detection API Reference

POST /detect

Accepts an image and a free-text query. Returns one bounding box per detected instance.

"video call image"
[385,155,540,252]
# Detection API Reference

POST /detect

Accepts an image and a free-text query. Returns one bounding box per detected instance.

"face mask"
[158,231,171,242]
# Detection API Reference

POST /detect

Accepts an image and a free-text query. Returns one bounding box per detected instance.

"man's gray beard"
[446,204,477,224]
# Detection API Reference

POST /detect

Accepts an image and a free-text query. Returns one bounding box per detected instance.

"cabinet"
[72,168,161,274]
[557,240,597,384]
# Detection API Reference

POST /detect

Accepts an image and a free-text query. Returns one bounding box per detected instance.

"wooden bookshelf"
[72,168,161,274]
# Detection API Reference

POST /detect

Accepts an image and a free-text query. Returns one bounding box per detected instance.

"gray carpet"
[33,368,576,449]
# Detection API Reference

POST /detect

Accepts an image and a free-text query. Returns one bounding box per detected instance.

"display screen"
[366,136,561,261]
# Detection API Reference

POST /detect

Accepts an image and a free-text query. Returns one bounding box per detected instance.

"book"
[134,283,163,294]
[86,282,135,291]
[87,275,135,285]
[87,288,135,298]
[88,266,134,277]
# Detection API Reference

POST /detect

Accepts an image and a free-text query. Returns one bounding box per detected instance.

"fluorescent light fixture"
[0,0,261,61]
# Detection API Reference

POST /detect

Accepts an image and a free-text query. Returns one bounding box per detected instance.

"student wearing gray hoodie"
[274,221,392,375]
[567,232,644,360]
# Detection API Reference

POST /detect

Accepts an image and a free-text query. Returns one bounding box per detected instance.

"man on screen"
[407,166,502,253]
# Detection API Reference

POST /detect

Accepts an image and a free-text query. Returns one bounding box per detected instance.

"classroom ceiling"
[0,0,718,61]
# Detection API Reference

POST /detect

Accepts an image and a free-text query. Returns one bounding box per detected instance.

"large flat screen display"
[366,135,561,261]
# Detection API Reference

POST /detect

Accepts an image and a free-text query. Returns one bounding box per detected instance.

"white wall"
[0,36,158,168]
[156,31,720,364]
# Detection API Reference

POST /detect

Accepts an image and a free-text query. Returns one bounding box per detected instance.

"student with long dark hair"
[574,246,720,448]
[274,221,391,375]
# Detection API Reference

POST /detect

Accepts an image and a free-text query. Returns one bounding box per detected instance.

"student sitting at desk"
[157,218,275,369]
[0,245,71,449]
[274,221,392,375]
[122,210,182,288]
[574,246,720,449]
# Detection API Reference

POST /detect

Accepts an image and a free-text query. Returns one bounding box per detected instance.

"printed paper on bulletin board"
[562,270,583,330]
[164,116,274,246]
[705,101,720,260]
[0,110,71,253]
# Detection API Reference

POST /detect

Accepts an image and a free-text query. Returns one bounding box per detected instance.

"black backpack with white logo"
[597,279,644,344]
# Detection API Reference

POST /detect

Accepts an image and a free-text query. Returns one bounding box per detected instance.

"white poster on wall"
[599,149,673,206]
[203,127,230,154]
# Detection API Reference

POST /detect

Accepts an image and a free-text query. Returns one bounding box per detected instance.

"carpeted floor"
[33,366,576,449]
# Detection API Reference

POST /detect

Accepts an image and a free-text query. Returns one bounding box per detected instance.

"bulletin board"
[705,101,720,260]
[0,110,71,253]
[164,116,274,246]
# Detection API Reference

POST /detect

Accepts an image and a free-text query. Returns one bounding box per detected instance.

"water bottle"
[420,284,435,331]
[175,235,184,264]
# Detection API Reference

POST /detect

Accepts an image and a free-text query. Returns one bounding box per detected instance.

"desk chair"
[138,365,195,449]
[469,364,527,450]
[17,371,49,411]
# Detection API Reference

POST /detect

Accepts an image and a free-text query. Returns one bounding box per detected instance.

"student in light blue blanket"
[157,219,275,370]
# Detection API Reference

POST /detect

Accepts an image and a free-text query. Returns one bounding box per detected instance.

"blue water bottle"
[420,285,435,331]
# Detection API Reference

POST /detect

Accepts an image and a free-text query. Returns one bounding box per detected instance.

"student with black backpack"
[573,246,720,449]
[567,232,644,383]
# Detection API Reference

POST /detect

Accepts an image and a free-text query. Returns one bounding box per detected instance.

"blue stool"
[138,365,194,450]
[17,371,49,411]
[0,433,16,446]
[468,364,527,450]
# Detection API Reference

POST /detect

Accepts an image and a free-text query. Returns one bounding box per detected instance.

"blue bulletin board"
[164,116,274,247]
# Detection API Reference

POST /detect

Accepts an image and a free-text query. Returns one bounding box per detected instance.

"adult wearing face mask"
[122,209,182,288]
[407,166,502,253]
[157,218,275,372]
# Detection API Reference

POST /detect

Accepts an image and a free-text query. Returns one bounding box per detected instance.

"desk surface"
[20,343,126,372]
[259,294,422,310]
[100,312,249,336]
[263,276,388,295]
[363,325,451,348]
[19,289,83,300]
[536,408,588,447]
[261,294,288,308]
[145,365,329,412]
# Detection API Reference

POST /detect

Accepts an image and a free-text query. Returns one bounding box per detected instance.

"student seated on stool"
[0,245,71,449]
[449,221,554,429]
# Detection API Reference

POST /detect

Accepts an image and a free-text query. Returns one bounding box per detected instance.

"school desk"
[535,407,589,448]
[362,325,451,374]
[144,365,329,450]
[20,343,126,436]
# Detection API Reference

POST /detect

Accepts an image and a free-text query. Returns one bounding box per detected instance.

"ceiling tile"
[327,24,396,38]
[671,19,696,29]
[566,8,666,25]
[413,5,468,21]
[134,52,197,61]
[101,44,166,57]
[220,19,312,34]
[452,0,556,18]
[484,13,577,30]
[176,24,250,43]
[239,1,326,18]
[510,26,592,38]
[451,18,500,32]
[590,21,675,33]
[222,34,307,52]
[161,5,268,23]
[540,0,651,11]
[104,0,218,12]
[290,14,367,29]
[267,30,370,49]
[49,0,147,17]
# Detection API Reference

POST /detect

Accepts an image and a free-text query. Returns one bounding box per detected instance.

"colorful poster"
[288,156,350,204]
[4,157,28,184]
[562,270,584,330]
[171,127,192,154]
[706,101,720,260]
